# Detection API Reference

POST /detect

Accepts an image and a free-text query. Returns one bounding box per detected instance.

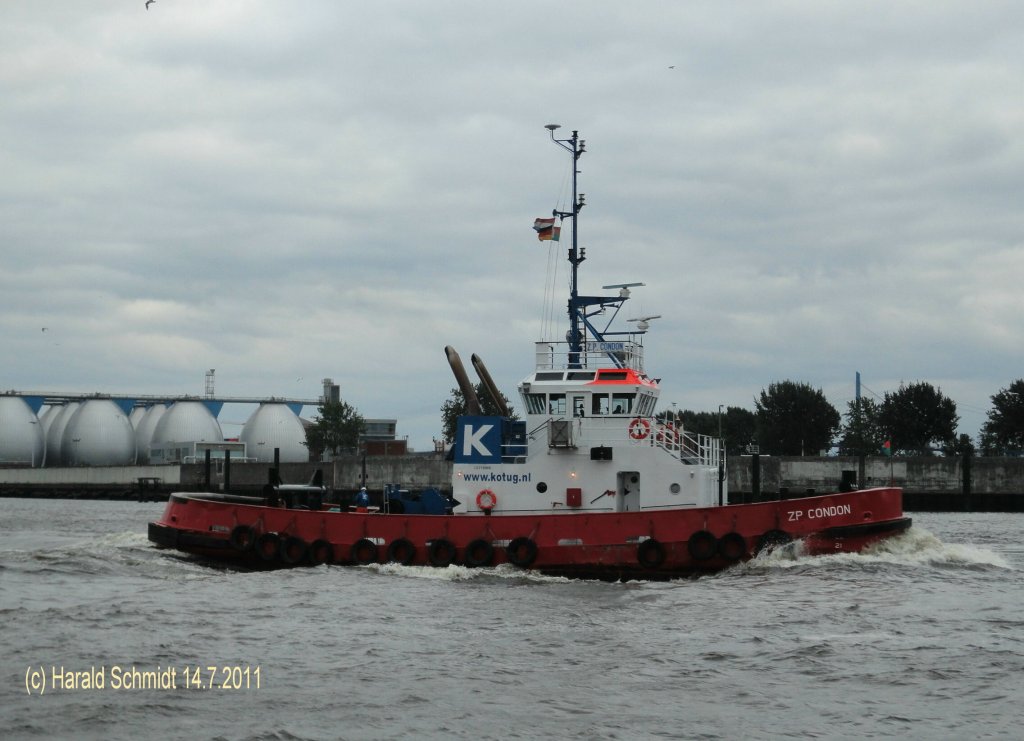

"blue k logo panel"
[454,416,502,464]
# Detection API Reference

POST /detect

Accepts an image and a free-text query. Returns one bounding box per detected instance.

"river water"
[1,499,1020,740]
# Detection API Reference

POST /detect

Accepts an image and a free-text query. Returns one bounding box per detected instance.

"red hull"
[148,487,910,579]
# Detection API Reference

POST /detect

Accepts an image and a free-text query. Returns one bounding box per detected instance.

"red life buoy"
[476,489,497,511]
[628,418,651,440]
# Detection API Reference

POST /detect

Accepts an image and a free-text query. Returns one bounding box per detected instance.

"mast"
[545,125,586,365]
[543,125,645,371]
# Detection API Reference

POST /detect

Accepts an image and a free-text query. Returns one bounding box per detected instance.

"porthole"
[536,482,548,493]
[670,483,681,494]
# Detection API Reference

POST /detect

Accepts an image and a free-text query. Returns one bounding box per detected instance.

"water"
[2,500,1021,740]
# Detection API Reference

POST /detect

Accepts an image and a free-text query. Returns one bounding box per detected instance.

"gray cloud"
[2,1,1022,446]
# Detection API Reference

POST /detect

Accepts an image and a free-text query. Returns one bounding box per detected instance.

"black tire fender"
[229,525,256,551]
[280,536,308,565]
[255,532,281,562]
[427,538,457,567]
[386,538,416,565]
[308,539,334,565]
[756,529,793,555]
[350,538,379,565]
[687,530,718,561]
[637,538,666,568]
[717,532,747,562]
[464,538,494,567]
[506,537,539,568]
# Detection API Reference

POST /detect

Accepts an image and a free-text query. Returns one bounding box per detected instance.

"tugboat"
[149,126,911,579]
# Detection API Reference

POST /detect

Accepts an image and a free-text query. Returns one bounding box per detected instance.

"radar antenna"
[627,315,662,331]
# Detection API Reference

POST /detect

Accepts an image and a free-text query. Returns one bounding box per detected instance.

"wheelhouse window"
[635,392,657,417]
[591,394,610,415]
[548,394,566,416]
[611,393,634,415]
[535,372,565,381]
[572,395,586,417]
[525,393,547,415]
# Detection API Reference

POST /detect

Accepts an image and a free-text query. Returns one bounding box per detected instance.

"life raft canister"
[628,418,651,440]
[476,489,497,512]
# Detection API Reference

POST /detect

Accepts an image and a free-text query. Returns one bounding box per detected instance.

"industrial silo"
[37,405,61,466]
[150,401,223,448]
[134,403,167,464]
[38,404,61,435]
[0,396,45,467]
[45,401,80,466]
[128,405,147,430]
[61,399,136,466]
[239,403,309,463]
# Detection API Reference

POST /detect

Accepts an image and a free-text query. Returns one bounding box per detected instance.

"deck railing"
[534,341,645,373]
[525,417,724,468]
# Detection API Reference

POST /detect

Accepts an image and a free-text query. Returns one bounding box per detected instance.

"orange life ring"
[476,489,497,511]
[628,418,651,440]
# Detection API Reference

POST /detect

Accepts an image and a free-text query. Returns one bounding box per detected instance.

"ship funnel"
[471,353,511,418]
[444,346,481,416]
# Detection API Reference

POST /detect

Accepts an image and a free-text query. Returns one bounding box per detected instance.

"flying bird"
[145,0,155,8]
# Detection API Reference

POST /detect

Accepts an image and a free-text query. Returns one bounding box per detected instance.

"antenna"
[627,315,662,331]
[603,282,645,299]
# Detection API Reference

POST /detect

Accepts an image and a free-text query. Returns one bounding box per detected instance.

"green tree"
[878,381,958,456]
[946,433,976,457]
[720,406,758,456]
[755,381,840,456]
[440,382,518,444]
[304,400,365,458]
[659,406,757,456]
[838,397,885,456]
[979,379,1024,455]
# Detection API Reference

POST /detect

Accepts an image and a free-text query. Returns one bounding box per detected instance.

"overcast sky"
[2,1,1022,450]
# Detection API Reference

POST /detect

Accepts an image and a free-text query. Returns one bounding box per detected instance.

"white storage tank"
[39,404,61,435]
[240,403,309,463]
[150,401,223,447]
[45,401,80,466]
[134,403,167,464]
[0,397,45,466]
[128,405,147,429]
[61,399,136,466]
[38,405,61,466]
